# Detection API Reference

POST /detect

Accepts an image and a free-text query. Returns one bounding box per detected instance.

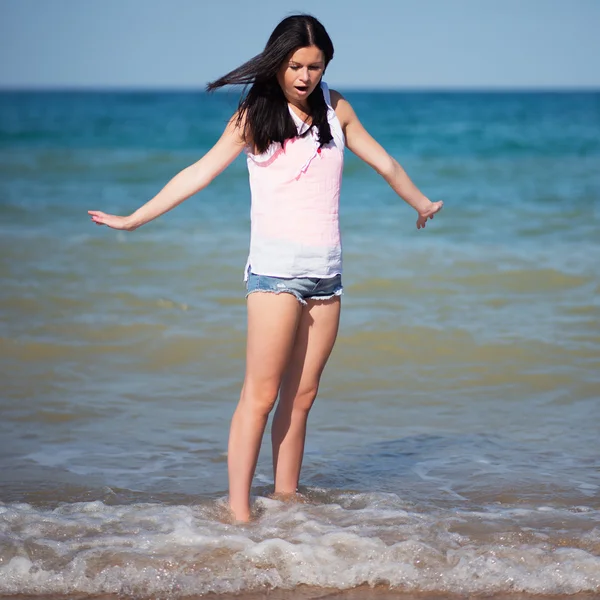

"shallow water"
[0,90,599,597]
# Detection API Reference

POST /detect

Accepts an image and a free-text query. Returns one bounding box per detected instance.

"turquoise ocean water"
[0,90,599,597]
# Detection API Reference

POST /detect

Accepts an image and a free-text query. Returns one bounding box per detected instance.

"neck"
[287,98,310,114]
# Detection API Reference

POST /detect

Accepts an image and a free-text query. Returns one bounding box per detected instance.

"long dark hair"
[207,15,334,154]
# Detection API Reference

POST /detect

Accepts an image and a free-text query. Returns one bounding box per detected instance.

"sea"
[0,89,599,599]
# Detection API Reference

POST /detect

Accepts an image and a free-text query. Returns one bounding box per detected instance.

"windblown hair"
[207,15,334,154]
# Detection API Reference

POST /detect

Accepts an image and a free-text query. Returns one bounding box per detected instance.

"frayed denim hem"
[245,287,343,306]
[306,288,343,302]
[245,288,308,305]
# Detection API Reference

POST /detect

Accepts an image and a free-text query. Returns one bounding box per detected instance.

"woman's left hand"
[416,200,443,230]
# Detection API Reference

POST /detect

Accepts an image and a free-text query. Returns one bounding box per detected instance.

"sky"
[1,0,599,90]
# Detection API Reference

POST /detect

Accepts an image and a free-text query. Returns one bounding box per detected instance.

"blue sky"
[1,0,599,89]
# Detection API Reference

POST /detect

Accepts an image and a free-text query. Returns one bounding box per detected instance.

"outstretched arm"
[330,90,443,229]
[88,114,246,230]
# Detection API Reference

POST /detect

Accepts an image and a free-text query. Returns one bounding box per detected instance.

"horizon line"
[1,84,599,93]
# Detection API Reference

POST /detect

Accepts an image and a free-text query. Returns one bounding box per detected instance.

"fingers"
[88,211,131,231]
[88,210,110,227]
[417,203,443,229]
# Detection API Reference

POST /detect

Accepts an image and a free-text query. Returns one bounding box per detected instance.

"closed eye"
[289,64,323,71]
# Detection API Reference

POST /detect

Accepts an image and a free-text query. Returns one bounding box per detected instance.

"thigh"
[245,291,303,392]
[280,296,341,402]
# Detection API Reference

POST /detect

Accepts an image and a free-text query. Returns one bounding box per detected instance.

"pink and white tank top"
[244,81,345,280]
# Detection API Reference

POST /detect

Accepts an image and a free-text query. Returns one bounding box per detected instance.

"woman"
[89,14,443,522]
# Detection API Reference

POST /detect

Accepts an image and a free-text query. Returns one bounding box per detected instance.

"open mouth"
[294,85,309,93]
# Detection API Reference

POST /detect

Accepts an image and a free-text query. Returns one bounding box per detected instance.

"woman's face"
[277,46,325,106]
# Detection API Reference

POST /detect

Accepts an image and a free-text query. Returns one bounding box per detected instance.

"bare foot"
[227,499,265,524]
[209,498,252,524]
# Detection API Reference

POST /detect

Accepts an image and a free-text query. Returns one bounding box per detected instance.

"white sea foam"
[1,494,599,597]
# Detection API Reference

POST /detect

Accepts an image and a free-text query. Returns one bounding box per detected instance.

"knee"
[292,385,319,415]
[241,380,280,417]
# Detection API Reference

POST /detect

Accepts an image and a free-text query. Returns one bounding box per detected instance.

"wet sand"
[1,589,599,600]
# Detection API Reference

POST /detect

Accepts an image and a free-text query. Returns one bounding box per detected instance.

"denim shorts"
[246,272,343,306]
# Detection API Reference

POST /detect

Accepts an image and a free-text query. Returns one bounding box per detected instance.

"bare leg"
[228,292,302,522]
[271,297,341,495]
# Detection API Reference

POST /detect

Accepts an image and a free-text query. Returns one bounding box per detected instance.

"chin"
[301,87,317,97]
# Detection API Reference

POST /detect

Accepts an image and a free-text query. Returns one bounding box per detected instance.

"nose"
[299,67,310,82]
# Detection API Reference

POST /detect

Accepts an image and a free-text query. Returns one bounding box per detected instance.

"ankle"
[229,500,251,523]
[273,485,299,497]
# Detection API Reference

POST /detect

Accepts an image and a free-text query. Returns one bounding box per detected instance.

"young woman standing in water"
[89,15,443,522]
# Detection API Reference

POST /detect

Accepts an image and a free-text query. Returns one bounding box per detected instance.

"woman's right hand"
[416,200,443,230]
[88,211,137,231]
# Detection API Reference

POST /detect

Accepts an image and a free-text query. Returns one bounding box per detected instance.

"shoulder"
[223,109,249,147]
[329,88,344,105]
[328,89,356,128]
